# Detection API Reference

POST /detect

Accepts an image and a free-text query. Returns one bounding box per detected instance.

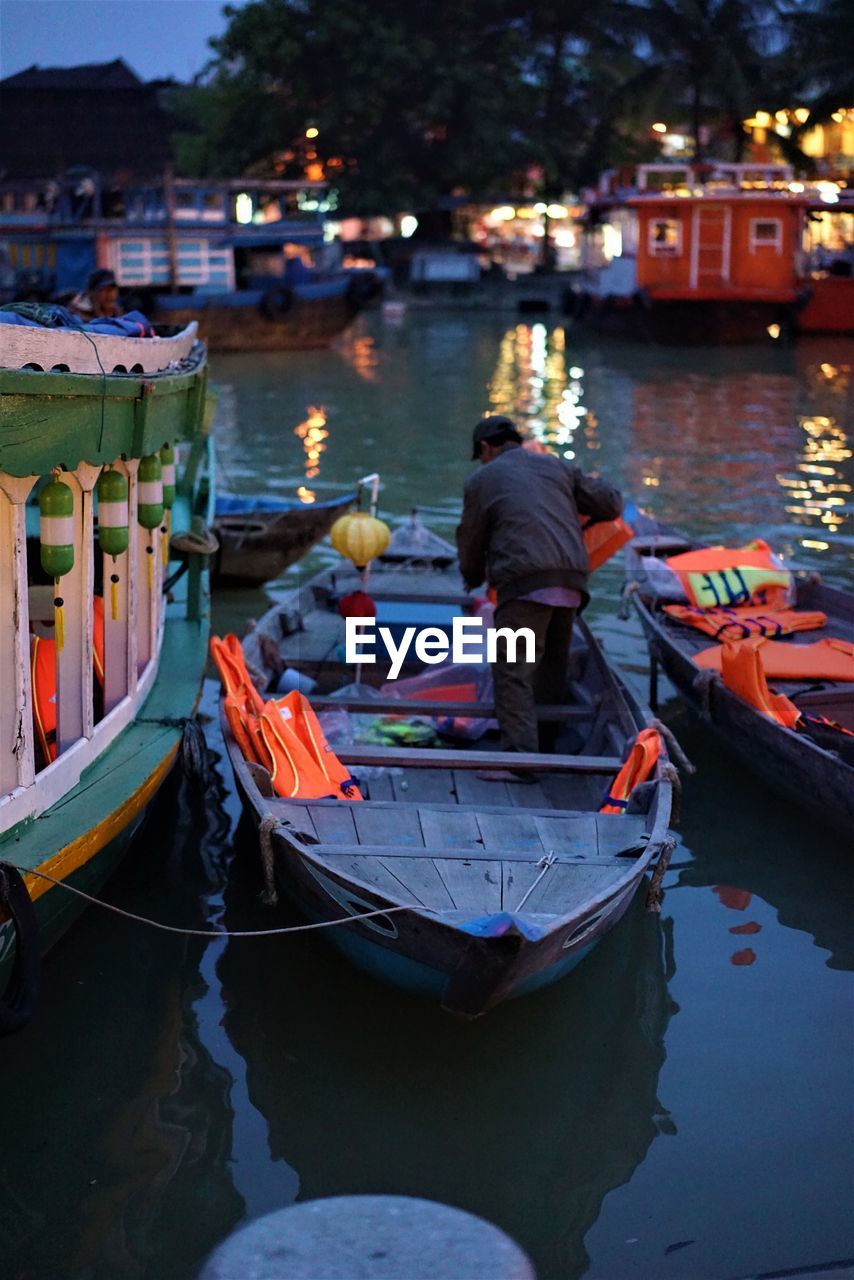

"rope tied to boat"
[514,851,558,913]
[658,760,683,826]
[645,835,678,914]
[0,860,430,938]
[617,579,641,621]
[258,813,280,906]
[650,718,695,776]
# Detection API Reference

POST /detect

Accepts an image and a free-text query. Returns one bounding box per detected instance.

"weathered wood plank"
[339,745,622,773]
[391,769,456,804]
[595,814,651,858]
[417,807,483,850]
[352,805,424,848]
[319,854,425,903]
[309,843,566,863]
[534,814,600,858]
[307,804,358,845]
[539,772,604,812]
[376,856,457,909]
[475,811,544,856]
[505,779,550,809]
[503,861,550,912]
[361,771,395,801]
[271,803,319,842]
[310,695,594,721]
[453,770,510,807]
[433,858,502,914]
[521,862,627,914]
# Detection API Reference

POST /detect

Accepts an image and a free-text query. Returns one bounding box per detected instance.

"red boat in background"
[571,162,854,342]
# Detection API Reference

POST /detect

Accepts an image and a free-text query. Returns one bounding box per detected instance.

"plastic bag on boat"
[381,660,497,742]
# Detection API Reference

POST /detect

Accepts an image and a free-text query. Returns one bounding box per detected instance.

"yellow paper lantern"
[330,511,391,568]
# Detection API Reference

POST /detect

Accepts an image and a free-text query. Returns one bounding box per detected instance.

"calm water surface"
[0,313,852,1280]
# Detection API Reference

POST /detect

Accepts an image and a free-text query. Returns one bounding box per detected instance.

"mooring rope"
[0,861,430,938]
[645,835,678,913]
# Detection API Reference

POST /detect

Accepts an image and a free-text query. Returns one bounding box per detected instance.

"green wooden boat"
[0,319,214,1033]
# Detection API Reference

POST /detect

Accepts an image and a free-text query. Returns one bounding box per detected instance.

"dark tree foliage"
[168,0,845,207]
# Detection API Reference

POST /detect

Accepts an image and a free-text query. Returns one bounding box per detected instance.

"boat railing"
[0,337,210,831]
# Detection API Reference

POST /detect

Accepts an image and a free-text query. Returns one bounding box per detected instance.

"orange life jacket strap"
[600,727,661,814]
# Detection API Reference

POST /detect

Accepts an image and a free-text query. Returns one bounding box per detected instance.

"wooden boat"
[0,318,214,1032]
[219,532,675,1017]
[212,493,451,587]
[152,276,371,353]
[213,489,357,586]
[624,512,854,831]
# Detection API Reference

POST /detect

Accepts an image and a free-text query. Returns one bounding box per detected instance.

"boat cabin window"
[750,218,783,253]
[648,218,682,255]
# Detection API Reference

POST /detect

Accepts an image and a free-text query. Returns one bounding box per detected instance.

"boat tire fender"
[181,717,210,789]
[0,862,40,1036]
[260,286,293,320]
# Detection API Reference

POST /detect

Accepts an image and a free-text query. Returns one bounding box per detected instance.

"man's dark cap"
[87,268,117,293]
[471,414,522,459]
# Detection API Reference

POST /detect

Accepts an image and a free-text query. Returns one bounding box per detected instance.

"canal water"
[0,312,851,1280]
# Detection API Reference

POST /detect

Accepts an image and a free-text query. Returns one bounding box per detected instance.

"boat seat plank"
[595,814,650,858]
[339,745,622,773]
[433,858,502,914]
[453,770,511,807]
[533,815,600,857]
[304,842,635,865]
[391,768,456,804]
[475,811,545,855]
[352,805,424,848]
[374,856,457,910]
[520,862,627,915]
[417,807,484,850]
[309,695,592,722]
[307,804,358,845]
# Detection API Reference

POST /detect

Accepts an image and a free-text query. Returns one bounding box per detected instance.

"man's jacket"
[456,446,623,607]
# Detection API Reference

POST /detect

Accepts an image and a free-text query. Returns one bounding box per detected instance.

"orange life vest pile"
[210,634,362,801]
[659,544,853,731]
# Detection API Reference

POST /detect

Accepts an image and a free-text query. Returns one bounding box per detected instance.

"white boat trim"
[0,320,199,374]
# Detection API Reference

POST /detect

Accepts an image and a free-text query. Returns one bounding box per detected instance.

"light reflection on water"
[0,314,851,1280]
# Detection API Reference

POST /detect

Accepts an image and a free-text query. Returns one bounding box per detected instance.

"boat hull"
[571,292,792,344]
[153,293,357,352]
[213,493,355,586]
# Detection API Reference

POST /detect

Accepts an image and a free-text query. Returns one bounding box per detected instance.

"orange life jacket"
[581,516,634,572]
[31,597,106,765]
[223,688,265,766]
[600,727,661,814]
[694,636,854,681]
[663,604,827,641]
[210,634,265,714]
[258,693,362,801]
[718,637,801,728]
[666,540,793,610]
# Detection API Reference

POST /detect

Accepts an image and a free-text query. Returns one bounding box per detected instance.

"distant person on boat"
[69,268,121,320]
[282,246,313,287]
[457,415,623,768]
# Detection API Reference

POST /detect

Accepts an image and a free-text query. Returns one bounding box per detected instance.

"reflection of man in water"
[69,268,121,319]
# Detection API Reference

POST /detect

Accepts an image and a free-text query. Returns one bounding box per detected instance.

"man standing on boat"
[457,415,622,767]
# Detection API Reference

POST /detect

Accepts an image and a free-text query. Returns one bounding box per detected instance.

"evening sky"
[0,0,245,82]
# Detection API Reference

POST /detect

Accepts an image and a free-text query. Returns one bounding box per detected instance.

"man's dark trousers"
[491,598,576,754]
